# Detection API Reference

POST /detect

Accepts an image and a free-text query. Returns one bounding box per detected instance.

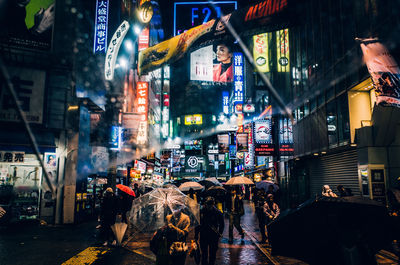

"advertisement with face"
[190,41,234,83]
[0,0,55,50]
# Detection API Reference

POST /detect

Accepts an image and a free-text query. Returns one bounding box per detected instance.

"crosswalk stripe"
[61,247,110,265]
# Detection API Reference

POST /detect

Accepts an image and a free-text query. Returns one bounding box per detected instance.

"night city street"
[1,0,400,264]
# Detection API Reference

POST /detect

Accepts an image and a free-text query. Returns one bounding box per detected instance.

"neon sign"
[136,82,149,145]
[233,52,244,104]
[93,0,109,53]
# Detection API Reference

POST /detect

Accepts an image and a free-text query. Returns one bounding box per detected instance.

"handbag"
[169,241,188,256]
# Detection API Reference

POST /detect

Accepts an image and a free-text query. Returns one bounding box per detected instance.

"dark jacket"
[225,194,244,216]
[101,192,117,225]
[195,206,225,240]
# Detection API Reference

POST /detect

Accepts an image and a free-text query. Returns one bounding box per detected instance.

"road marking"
[61,246,110,265]
[130,249,156,261]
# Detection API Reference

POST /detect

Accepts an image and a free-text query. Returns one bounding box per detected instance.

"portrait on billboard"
[213,41,234,82]
[190,41,235,83]
[0,0,55,50]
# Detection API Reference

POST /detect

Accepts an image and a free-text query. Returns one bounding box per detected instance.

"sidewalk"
[241,201,399,265]
[0,220,100,265]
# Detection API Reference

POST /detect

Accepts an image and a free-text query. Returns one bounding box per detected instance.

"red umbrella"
[116,184,136,197]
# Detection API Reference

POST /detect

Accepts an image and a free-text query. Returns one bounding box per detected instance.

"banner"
[253,33,271,72]
[359,38,400,107]
[139,20,215,75]
[276,28,290,72]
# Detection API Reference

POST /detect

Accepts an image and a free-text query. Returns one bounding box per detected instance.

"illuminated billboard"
[184,114,203,125]
[233,52,244,102]
[276,28,290,72]
[110,126,122,150]
[173,1,237,36]
[254,119,272,144]
[279,118,293,155]
[253,33,271,72]
[190,42,234,83]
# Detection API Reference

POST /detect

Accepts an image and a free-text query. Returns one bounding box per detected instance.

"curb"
[242,224,280,265]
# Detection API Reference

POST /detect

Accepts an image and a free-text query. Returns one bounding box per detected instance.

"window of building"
[326,100,338,147]
[337,93,350,145]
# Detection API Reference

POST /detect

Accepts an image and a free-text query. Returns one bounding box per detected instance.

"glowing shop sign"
[105,21,130,80]
[94,0,109,53]
[184,114,203,125]
[110,126,122,150]
[233,52,244,103]
[222,91,229,115]
[137,82,149,145]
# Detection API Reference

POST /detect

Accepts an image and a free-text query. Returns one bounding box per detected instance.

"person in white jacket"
[263,194,280,245]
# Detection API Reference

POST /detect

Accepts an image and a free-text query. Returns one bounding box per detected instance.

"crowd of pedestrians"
[97,177,358,264]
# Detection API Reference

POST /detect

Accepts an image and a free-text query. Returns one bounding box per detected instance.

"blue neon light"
[93,0,109,54]
[110,126,122,150]
[233,52,244,104]
[222,91,229,115]
[174,1,237,36]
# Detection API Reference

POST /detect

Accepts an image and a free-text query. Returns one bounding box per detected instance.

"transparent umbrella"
[129,186,200,233]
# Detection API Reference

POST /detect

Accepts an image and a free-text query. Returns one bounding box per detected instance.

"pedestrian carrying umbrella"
[225,176,254,185]
[198,180,216,189]
[206,186,227,197]
[116,184,136,197]
[205,177,222,186]
[111,222,128,246]
[129,186,200,233]
[255,180,279,192]
[268,196,393,265]
[178,181,204,192]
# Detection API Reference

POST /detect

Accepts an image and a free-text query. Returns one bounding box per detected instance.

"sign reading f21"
[174,1,237,36]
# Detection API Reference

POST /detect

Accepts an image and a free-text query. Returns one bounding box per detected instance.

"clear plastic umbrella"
[128,186,200,233]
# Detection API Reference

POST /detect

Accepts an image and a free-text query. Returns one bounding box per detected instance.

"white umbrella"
[225,176,254,185]
[205,177,222,186]
[178,181,204,192]
[111,222,128,246]
[129,187,200,233]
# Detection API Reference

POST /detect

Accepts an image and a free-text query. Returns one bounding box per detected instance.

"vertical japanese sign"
[245,123,254,168]
[105,21,130,80]
[253,33,271,72]
[136,82,149,145]
[138,27,150,51]
[222,91,229,115]
[233,52,244,104]
[359,38,400,107]
[162,94,170,138]
[93,0,109,54]
[276,29,289,72]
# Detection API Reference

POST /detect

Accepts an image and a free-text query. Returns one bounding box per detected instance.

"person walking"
[264,194,280,245]
[150,224,178,265]
[100,187,117,246]
[254,189,267,243]
[225,187,245,244]
[166,209,190,265]
[188,188,198,203]
[195,197,225,265]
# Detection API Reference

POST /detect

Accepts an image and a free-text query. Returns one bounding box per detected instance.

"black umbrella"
[206,186,227,197]
[198,180,217,190]
[268,196,393,265]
